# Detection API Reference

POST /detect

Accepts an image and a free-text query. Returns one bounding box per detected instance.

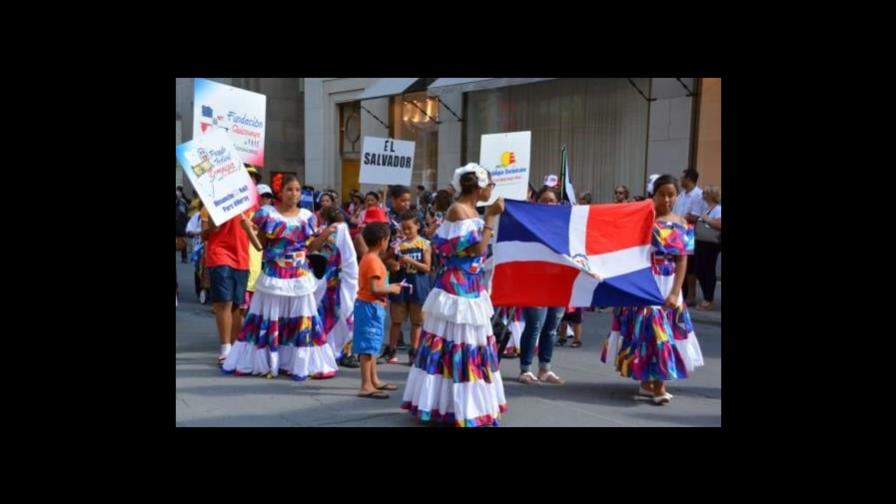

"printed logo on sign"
[199,105,230,134]
[185,148,213,177]
[498,151,516,167]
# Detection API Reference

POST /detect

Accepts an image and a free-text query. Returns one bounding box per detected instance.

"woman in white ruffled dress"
[400,164,507,427]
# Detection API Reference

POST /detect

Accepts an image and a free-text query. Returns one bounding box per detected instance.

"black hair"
[282,174,300,188]
[652,175,679,195]
[535,185,560,202]
[682,169,699,184]
[434,190,453,211]
[399,210,420,223]
[578,192,593,204]
[390,185,411,199]
[417,185,426,192]
[320,205,344,225]
[362,221,390,248]
[319,191,336,204]
[365,191,380,202]
[459,173,479,195]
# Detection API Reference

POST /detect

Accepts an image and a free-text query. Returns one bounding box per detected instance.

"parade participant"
[400,164,507,427]
[600,174,704,404]
[222,175,340,380]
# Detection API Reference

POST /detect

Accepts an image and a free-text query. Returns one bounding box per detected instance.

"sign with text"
[193,78,267,166]
[176,129,258,225]
[479,131,531,206]
[359,136,415,186]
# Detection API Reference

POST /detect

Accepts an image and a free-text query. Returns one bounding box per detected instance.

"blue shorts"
[353,300,386,356]
[208,265,249,305]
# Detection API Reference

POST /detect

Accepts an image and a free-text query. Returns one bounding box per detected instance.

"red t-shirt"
[202,208,250,270]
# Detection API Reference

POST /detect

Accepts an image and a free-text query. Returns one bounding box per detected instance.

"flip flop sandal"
[358,391,390,399]
[518,372,539,385]
[538,371,565,384]
[376,383,398,391]
[570,340,583,348]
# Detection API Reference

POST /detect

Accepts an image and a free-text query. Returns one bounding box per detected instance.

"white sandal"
[538,371,565,385]
[518,372,539,385]
[638,386,673,399]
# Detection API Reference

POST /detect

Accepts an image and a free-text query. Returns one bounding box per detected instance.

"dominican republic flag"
[491,199,664,307]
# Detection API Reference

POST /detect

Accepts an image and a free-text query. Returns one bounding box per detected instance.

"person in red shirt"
[201,206,260,364]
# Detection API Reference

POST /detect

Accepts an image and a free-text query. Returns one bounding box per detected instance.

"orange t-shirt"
[357,252,388,305]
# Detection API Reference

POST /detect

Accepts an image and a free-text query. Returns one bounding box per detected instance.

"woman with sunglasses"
[613,185,630,203]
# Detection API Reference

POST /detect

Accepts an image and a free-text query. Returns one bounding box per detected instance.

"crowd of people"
[177,163,721,424]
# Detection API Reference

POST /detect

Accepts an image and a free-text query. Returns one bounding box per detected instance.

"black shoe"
[407,348,417,366]
[379,346,399,364]
[377,347,391,364]
[341,354,360,368]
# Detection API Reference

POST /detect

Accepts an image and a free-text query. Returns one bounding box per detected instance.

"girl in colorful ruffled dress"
[315,206,359,368]
[400,164,507,427]
[222,175,341,380]
[600,174,704,404]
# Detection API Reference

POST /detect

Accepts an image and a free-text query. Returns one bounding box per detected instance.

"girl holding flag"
[600,174,704,404]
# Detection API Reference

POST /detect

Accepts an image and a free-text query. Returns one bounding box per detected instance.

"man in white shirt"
[675,169,707,306]
[674,169,707,221]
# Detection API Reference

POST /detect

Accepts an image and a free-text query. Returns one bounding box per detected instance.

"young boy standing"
[353,222,403,399]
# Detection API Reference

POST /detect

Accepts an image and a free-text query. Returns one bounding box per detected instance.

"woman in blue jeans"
[518,186,566,385]
[519,306,566,384]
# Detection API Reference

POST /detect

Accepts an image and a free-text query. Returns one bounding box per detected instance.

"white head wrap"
[452,163,490,193]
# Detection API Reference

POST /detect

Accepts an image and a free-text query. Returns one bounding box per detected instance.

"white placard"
[478,131,531,206]
[193,78,267,166]
[176,129,258,225]
[359,136,415,186]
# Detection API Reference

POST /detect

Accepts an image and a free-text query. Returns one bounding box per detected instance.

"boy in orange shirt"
[353,222,403,399]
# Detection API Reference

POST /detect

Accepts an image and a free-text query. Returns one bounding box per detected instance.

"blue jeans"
[520,307,564,373]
